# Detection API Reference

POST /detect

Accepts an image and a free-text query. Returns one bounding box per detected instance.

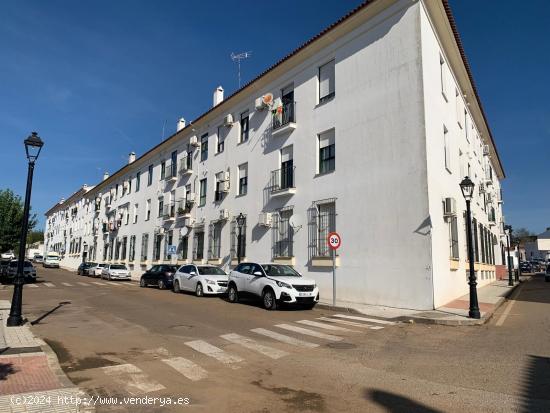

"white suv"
[227,263,319,310]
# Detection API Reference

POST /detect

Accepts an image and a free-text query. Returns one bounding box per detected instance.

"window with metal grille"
[178,236,188,260]
[208,223,222,259]
[164,230,173,260]
[193,231,205,260]
[121,236,127,260]
[153,234,162,261]
[308,201,336,258]
[449,216,459,259]
[230,217,247,259]
[129,235,136,261]
[272,209,293,258]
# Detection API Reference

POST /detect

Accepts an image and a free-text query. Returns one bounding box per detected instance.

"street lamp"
[460,176,480,319]
[236,213,246,264]
[7,132,44,327]
[505,225,513,286]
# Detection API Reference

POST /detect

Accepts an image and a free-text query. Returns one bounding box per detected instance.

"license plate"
[299,292,312,297]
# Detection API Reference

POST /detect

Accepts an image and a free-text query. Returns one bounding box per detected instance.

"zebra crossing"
[91,314,396,395]
[4,280,140,289]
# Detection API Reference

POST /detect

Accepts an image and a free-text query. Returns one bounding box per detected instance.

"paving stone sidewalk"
[0,300,94,413]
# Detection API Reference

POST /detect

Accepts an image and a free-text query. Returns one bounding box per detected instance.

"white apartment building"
[44,0,507,310]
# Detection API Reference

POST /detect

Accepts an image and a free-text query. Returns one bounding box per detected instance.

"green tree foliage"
[27,230,44,245]
[0,189,37,253]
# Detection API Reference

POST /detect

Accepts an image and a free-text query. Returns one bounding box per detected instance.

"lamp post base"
[6,315,24,327]
[468,309,481,319]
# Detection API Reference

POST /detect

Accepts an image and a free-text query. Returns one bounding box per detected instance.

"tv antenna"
[231,51,252,88]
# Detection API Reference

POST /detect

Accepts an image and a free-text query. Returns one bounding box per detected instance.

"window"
[273,209,293,258]
[230,216,247,260]
[160,161,166,180]
[146,199,151,221]
[238,163,248,196]
[153,234,162,261]
[318,129,335,174]
[148,165,153,186]
[178,235,188,260]
[216,126,225,154]
[200,133,208,161]
[125,208,130,225]
[171,151,177,177]
[443,125,451,172]
[136,172,141,192]
[472,218,479,262]
[280,146,294,190]
[449,216,459,259]
[194,231,205,260]
[199,178,207,206]
[158,197,164,217]
[121,236,128,261]
[165,230,173,260]
[440,54,448,100]
[240,110,249,143]
[129,235,136,261]
[133,204,138,224]
[208,222,222,259]
[319,59,335,103]
[313,201,336,257]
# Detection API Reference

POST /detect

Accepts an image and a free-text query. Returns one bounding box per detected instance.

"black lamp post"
[7,132,44,327]
[236,213,246,264]
[460,176,480,319]
[505,225,514,285]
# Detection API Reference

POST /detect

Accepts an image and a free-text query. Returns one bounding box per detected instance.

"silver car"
[101,264,131,281]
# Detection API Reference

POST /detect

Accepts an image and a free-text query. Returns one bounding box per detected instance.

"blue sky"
[0,1,548,233]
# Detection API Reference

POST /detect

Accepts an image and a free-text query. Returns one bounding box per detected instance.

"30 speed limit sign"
[327,232,341,250]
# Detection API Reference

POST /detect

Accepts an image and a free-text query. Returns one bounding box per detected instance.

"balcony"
[163,203,176,221]
[164,164,178,183]
[272,101,296,137]
[179,157,193,176]
[176,199,192,218]
[270,166,296,197]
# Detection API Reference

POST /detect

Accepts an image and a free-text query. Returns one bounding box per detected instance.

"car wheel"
[262,288,277,311]
[173,280,181,293]
[195,283,204,297]
[158,279,166,290]
[227,284,238,303]
[140,278,146,287]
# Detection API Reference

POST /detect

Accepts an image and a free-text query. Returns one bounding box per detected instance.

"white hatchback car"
[92,263,107,277]
[172,264,228,296]
[101,264,131,281]
[227,263,319,310]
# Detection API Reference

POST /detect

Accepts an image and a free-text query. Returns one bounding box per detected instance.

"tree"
[0,189,37,253]
[512,227,535,245]
[27,230,44,245]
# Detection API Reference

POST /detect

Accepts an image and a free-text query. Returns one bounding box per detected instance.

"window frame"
[318,59,335,103]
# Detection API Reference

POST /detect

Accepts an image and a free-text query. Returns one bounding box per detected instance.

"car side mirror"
[190,271,196,276]
[253,271,263,276]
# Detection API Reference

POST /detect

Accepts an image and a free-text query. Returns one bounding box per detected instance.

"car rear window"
[110,265,127,270]
[198,266,226,276]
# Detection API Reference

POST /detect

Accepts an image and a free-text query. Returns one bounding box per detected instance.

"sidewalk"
[0,300,94,413]
[318,277,527,326]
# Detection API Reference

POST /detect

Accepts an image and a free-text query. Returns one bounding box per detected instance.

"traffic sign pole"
[327,232,341,307]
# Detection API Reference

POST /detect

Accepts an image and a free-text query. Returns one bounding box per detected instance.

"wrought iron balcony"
[176,199,192,217]
[163,203,176,220]
[272,101,296,135]
[270,166,296,197]
[179,156,193,175]
[164,163,178,182]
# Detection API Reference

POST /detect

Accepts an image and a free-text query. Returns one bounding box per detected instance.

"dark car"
[77,262,96,275]
[140,265,178,289]
[520,262,532,273]
[6,260,36,282]
[545,265,550,282]
[0,259,10,277]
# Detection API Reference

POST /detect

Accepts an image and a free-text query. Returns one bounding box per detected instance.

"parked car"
[172,265,228,296]
[43,252,60,268]
[227,263,319,310]
[101,264,131,281]
[520,262,532,273]
[545,265,550,282]
[139,265,178,289]
[0,259,11,277]
[77,262,96,275]
[6,260,36,282]
[33,255,44,264]
[90,263,107,277]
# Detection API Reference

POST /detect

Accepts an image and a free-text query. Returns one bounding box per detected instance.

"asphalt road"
[1,268,549,412]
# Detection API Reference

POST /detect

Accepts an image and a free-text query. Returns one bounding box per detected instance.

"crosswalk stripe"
[43,282,55,287]
[91,282,107,286]
[77,282,90,287]
[333,314,396,325]
[221,333,289,359]
[251,328,319,348]
[316,317,384,330]
[275,324,342,342]
[102,363,165,395]
[162,357,208,381]
[295,319,355,332]
[107,282,125,287]
[26,284,38,288]
[62,282,73,287]
[184,340,244,367]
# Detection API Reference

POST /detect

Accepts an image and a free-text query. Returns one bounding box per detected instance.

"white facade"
[44,0,506,310]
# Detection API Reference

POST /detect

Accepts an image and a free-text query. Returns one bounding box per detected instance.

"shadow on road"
[30,301,71,325]
[513,275,550,305]
[0,362,15,381]
[365,389,443,413]
[520,355,550,412]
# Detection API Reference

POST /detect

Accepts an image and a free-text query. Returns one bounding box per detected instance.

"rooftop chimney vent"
[177,118,186,132]
[213,86,224,107]
[103,171,110,181]
[128,152,136,164]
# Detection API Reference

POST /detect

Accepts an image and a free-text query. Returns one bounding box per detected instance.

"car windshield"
[262,264,301,277]
[35,255,43,259]
[47,256,59,260]
[197,266,226,276]
[10,261,33,267]
[111,265,126,270]
[97,264,106,268]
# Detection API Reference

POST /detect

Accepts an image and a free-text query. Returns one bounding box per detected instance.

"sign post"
[327,232,341,306]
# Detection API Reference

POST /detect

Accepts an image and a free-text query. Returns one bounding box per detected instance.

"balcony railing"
[272,101,296,131]
[163,203,176,220]
[164,163,178,181]
[270,166,295,193]
[176,199,192,216]
[179,156,192,175]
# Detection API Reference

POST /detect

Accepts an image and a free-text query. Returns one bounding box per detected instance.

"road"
[1,267,549,412]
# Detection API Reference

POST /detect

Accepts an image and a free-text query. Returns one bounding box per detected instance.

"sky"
[0,0,548,234]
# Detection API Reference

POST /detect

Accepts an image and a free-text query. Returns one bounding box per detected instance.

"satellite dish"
[289,214,303,231]
[262,93,274,106]
[180,226,189,237]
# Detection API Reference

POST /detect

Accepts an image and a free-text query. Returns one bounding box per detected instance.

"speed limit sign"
[327,232,341,250]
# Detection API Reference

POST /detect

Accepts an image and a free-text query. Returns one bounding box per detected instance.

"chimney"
[177,118,186,132]
[60,198,65,204]
[103,171,110,181]
[213,86,224,107]
[128,152,136,164]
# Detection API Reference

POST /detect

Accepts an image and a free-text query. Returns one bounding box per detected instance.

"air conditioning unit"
[185,217,195,227]
[219,180,230,193]
[223,114,234,127]
[189,136,199,147]
[443,197,456,217]
[155,227,165,235]
[259,212,273,227]
[255,93,274,110]
[483,145,490,156]
[186,193,196,203]
[219,209,229,220]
